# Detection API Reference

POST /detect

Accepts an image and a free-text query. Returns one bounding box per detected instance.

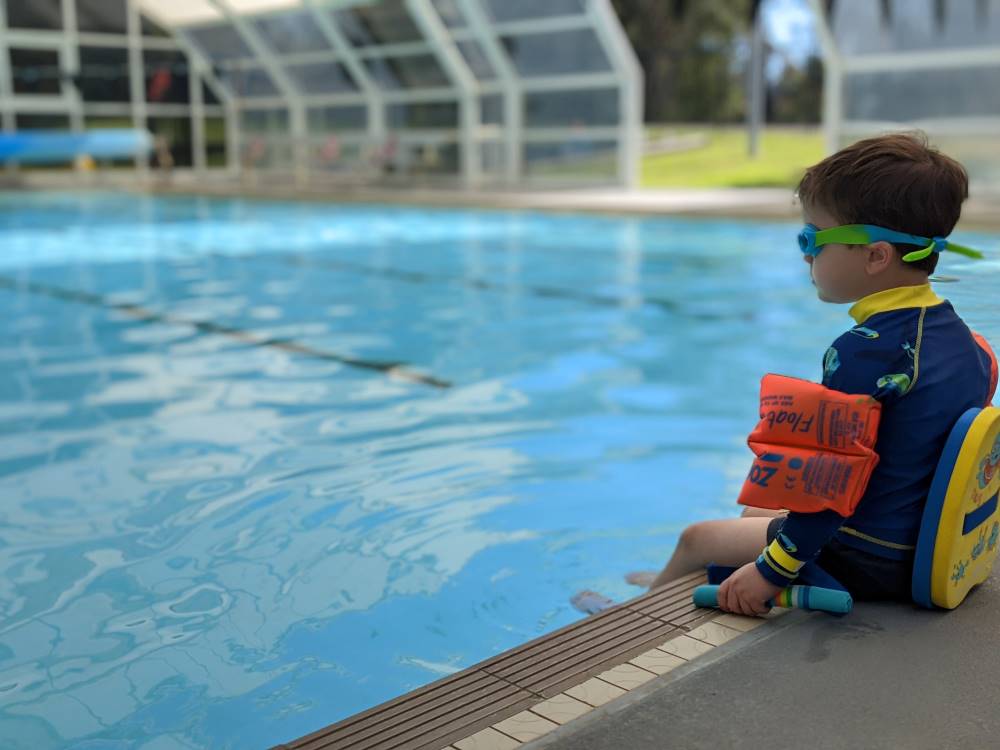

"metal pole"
[190,67,207,173]
[61,0,84,132]
[0,0,14,133]
[807,0,841,154]
[126,0,149,176]
[747,7,765,158]
[456,0,522,185]
[406,0,480,187]
[587,0,644,188]
[173,28,239,175]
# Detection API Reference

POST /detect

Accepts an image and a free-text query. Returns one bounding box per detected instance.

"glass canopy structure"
[809,0,1000,187]
[0,0,644,187]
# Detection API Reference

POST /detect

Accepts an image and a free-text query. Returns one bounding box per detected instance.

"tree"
[768,54,823,123]
[612,0,753,123]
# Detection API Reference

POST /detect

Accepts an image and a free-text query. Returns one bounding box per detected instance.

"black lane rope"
[246,251,741,322]
[0,275,452,389]
[272,254,684,314]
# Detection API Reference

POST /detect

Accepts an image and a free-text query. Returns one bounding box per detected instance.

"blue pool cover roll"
[0,129,153,163]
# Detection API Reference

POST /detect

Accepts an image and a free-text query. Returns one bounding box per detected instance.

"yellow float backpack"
[912,406,1000,608]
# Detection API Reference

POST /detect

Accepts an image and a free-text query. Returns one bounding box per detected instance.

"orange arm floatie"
[737,373,882,517]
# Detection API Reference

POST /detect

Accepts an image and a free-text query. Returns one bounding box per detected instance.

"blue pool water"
[0,192,997,749]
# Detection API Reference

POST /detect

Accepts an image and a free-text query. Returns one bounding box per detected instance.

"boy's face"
[801,204,881,304]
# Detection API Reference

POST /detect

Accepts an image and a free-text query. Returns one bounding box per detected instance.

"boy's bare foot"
[570,590,617,615]
[624,570,657,588]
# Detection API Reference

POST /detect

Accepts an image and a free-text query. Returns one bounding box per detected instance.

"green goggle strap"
[934,241,984,261]
[814,225,985,263]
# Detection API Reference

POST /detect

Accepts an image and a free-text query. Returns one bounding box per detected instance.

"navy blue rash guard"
[756,284,998,588]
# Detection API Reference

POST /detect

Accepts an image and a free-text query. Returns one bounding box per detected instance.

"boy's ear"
[865,241,895,273]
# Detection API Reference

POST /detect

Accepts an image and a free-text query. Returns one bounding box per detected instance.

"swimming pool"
[0,192,997,749]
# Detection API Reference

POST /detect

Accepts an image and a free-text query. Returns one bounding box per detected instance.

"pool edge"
[272,571,793,750]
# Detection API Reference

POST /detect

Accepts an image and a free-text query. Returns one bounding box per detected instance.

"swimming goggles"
[798,224,984,262]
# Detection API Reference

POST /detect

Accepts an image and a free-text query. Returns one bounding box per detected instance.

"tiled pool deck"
[271,572,793,750]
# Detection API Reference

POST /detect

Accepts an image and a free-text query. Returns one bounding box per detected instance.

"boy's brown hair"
[796,132,969,273]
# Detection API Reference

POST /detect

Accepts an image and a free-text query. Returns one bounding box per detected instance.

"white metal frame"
[807,0,1000,158]
[60,0,85,132]
[841,45,1000,74]
[405,0,479,185]
[807,0,842,154]
[1,0,645,188]
[0,0,14,133]
[126,0,149,172]
[457,0,521,184]
[588,0,644,189]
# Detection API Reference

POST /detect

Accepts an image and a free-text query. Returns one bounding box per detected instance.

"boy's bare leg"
[740,507,788,518]
[649,517,772,589]
[627,509,785,587]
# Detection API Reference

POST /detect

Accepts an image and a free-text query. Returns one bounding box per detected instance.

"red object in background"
[147,67,172,102]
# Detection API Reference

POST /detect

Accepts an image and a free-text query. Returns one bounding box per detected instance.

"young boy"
[648,132,997,616]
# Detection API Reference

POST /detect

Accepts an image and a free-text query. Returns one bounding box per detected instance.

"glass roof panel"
[140,10,171,37]
[363,53,450,89]
[241,107,289,132]
[77,0,128,35]
[484,0,587,23]
[845,66,1000,121]
[307,105,367,132]
[455,40,495,80]
[254,10,332,54]
[387,100,458,129]
[525,88,619,127]
[285,61,360,93]
[430,0,465,28]
[831,0,1000,54]
[187,23,254,62]
[501,28,611,77]
[333,0,424,47]
[219,66,281,97]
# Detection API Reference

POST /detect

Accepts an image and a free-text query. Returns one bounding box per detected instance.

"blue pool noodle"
[0,129,152,163]
[693,584,853,614]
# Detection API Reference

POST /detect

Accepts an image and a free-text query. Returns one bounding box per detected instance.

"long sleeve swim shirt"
[756,284,998,588]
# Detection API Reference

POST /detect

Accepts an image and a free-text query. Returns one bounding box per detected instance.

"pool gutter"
[270,571,794,750]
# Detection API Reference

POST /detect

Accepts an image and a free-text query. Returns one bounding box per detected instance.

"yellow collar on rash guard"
[848,284,945,325]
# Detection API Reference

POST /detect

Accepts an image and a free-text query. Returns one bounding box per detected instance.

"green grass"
[642,126,824,189]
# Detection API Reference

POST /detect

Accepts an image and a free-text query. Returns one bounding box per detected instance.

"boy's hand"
[717,562,784,617]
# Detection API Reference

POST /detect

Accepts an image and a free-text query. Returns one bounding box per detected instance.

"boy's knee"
[678,521,712,550]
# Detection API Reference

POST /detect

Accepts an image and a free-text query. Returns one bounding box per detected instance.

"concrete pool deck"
[148,184,1000,230]
[529,573,1000,750]
[12,171,1000,229]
